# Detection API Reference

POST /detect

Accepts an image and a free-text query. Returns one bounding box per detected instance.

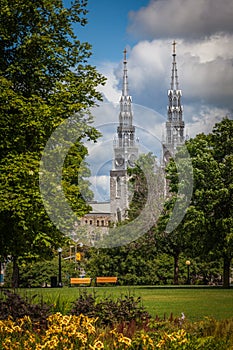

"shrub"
[0,290,51,329]
[70,291,151,327]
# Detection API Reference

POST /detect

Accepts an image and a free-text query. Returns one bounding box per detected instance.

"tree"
[184,118,233,288]
[155,146,193,285]
[85,153,165,285]
[0,0,105,286]
[162,118,233,287]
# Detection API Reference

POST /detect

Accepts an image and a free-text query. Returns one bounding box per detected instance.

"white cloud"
[89,175,110,202]
[185,105,230,137]
[97,61,121,104]
[128,0,233,40]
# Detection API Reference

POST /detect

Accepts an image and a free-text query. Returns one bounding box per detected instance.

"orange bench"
[96,276,118,285]
[70,277,92,286]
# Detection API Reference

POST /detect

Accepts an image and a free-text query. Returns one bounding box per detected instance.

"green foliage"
[70,291,151,327]
[85,240,176,285]
[0,290,51,328]
[0,0,106,286]
[158,118,233,287]
[4,256,77,288]
[185,118,233,287]
[127,152,164,222]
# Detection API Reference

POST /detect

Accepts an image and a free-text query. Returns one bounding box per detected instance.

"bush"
[0,290,51,329]
[70,291,151,327]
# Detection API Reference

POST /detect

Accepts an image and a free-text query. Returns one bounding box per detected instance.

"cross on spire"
[172,40,177,55]
[123,48,127,62]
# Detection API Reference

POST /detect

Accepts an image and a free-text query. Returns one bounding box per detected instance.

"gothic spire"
[114,48,138,153]
[163,41,185,158]
[118,49,133,131]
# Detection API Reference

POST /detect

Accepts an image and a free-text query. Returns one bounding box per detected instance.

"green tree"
[85,153,165,285]
[185,118,233,288]
[0,0,105,286]
[155,146,193,285]
[127,152,164,221]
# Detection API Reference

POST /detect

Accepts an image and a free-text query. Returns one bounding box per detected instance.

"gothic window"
[173,96,178,107]
[116,176,121,197]
[101,220,104,226]
[97,220,99,226]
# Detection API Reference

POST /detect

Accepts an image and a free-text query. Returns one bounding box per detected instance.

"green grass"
[18,285,233,322]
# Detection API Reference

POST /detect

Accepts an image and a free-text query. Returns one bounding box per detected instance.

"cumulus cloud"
[97,61,121,103]
[128,0,233,40]
[185,105,230,138]
[89,175,110,202]
[100,36,233,116]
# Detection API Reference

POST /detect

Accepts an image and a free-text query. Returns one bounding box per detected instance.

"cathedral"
[80,42,185,244]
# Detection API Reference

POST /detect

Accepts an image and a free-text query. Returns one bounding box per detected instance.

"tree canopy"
[185,118,233,287]
[160,117,233,287]
[0,0,105,286]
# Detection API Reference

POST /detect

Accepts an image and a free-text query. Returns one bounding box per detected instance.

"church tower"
[110,49,139,222]
[163,41,185,163]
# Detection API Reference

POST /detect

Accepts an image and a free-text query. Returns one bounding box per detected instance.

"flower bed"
[0,290,233,349]
[0,313,232,349]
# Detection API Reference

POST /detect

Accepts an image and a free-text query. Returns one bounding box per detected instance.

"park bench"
[95,276,118,286]
[70,277,92,286]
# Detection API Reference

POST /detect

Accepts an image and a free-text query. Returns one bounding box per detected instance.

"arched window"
[116,176,121,197]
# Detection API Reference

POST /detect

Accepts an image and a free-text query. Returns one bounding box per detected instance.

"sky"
[66,0,233,201]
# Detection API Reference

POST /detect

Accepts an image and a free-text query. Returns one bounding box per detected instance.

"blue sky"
[76,0,148,64]
[64,0,233,201]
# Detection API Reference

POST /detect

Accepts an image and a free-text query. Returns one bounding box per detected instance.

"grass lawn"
[18,285,233,322]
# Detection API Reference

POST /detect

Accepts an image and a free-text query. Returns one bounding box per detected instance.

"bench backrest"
[70,277,91,284]
[96,276,118,283]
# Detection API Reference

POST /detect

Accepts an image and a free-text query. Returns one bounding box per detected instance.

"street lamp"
[58,248,63,287]
[185,260,191,285]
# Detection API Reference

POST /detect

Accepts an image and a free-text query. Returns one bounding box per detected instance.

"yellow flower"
[118,333,132,346]
[89,340,104,349]
[156,339,166,348]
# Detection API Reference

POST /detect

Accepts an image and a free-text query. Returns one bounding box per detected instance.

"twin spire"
[117,43,185,157]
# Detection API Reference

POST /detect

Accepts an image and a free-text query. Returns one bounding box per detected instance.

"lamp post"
[58,248,63,287]
[185,260,191,285]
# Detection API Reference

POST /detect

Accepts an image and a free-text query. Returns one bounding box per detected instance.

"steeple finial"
[171,41,179,90]
[123,48,127,62]
[172,40,176,55]
[122,48,128,97]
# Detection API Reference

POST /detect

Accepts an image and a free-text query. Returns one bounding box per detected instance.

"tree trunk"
[223,256,231,288]
[12,257,19,288]
[173,254,179,285]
